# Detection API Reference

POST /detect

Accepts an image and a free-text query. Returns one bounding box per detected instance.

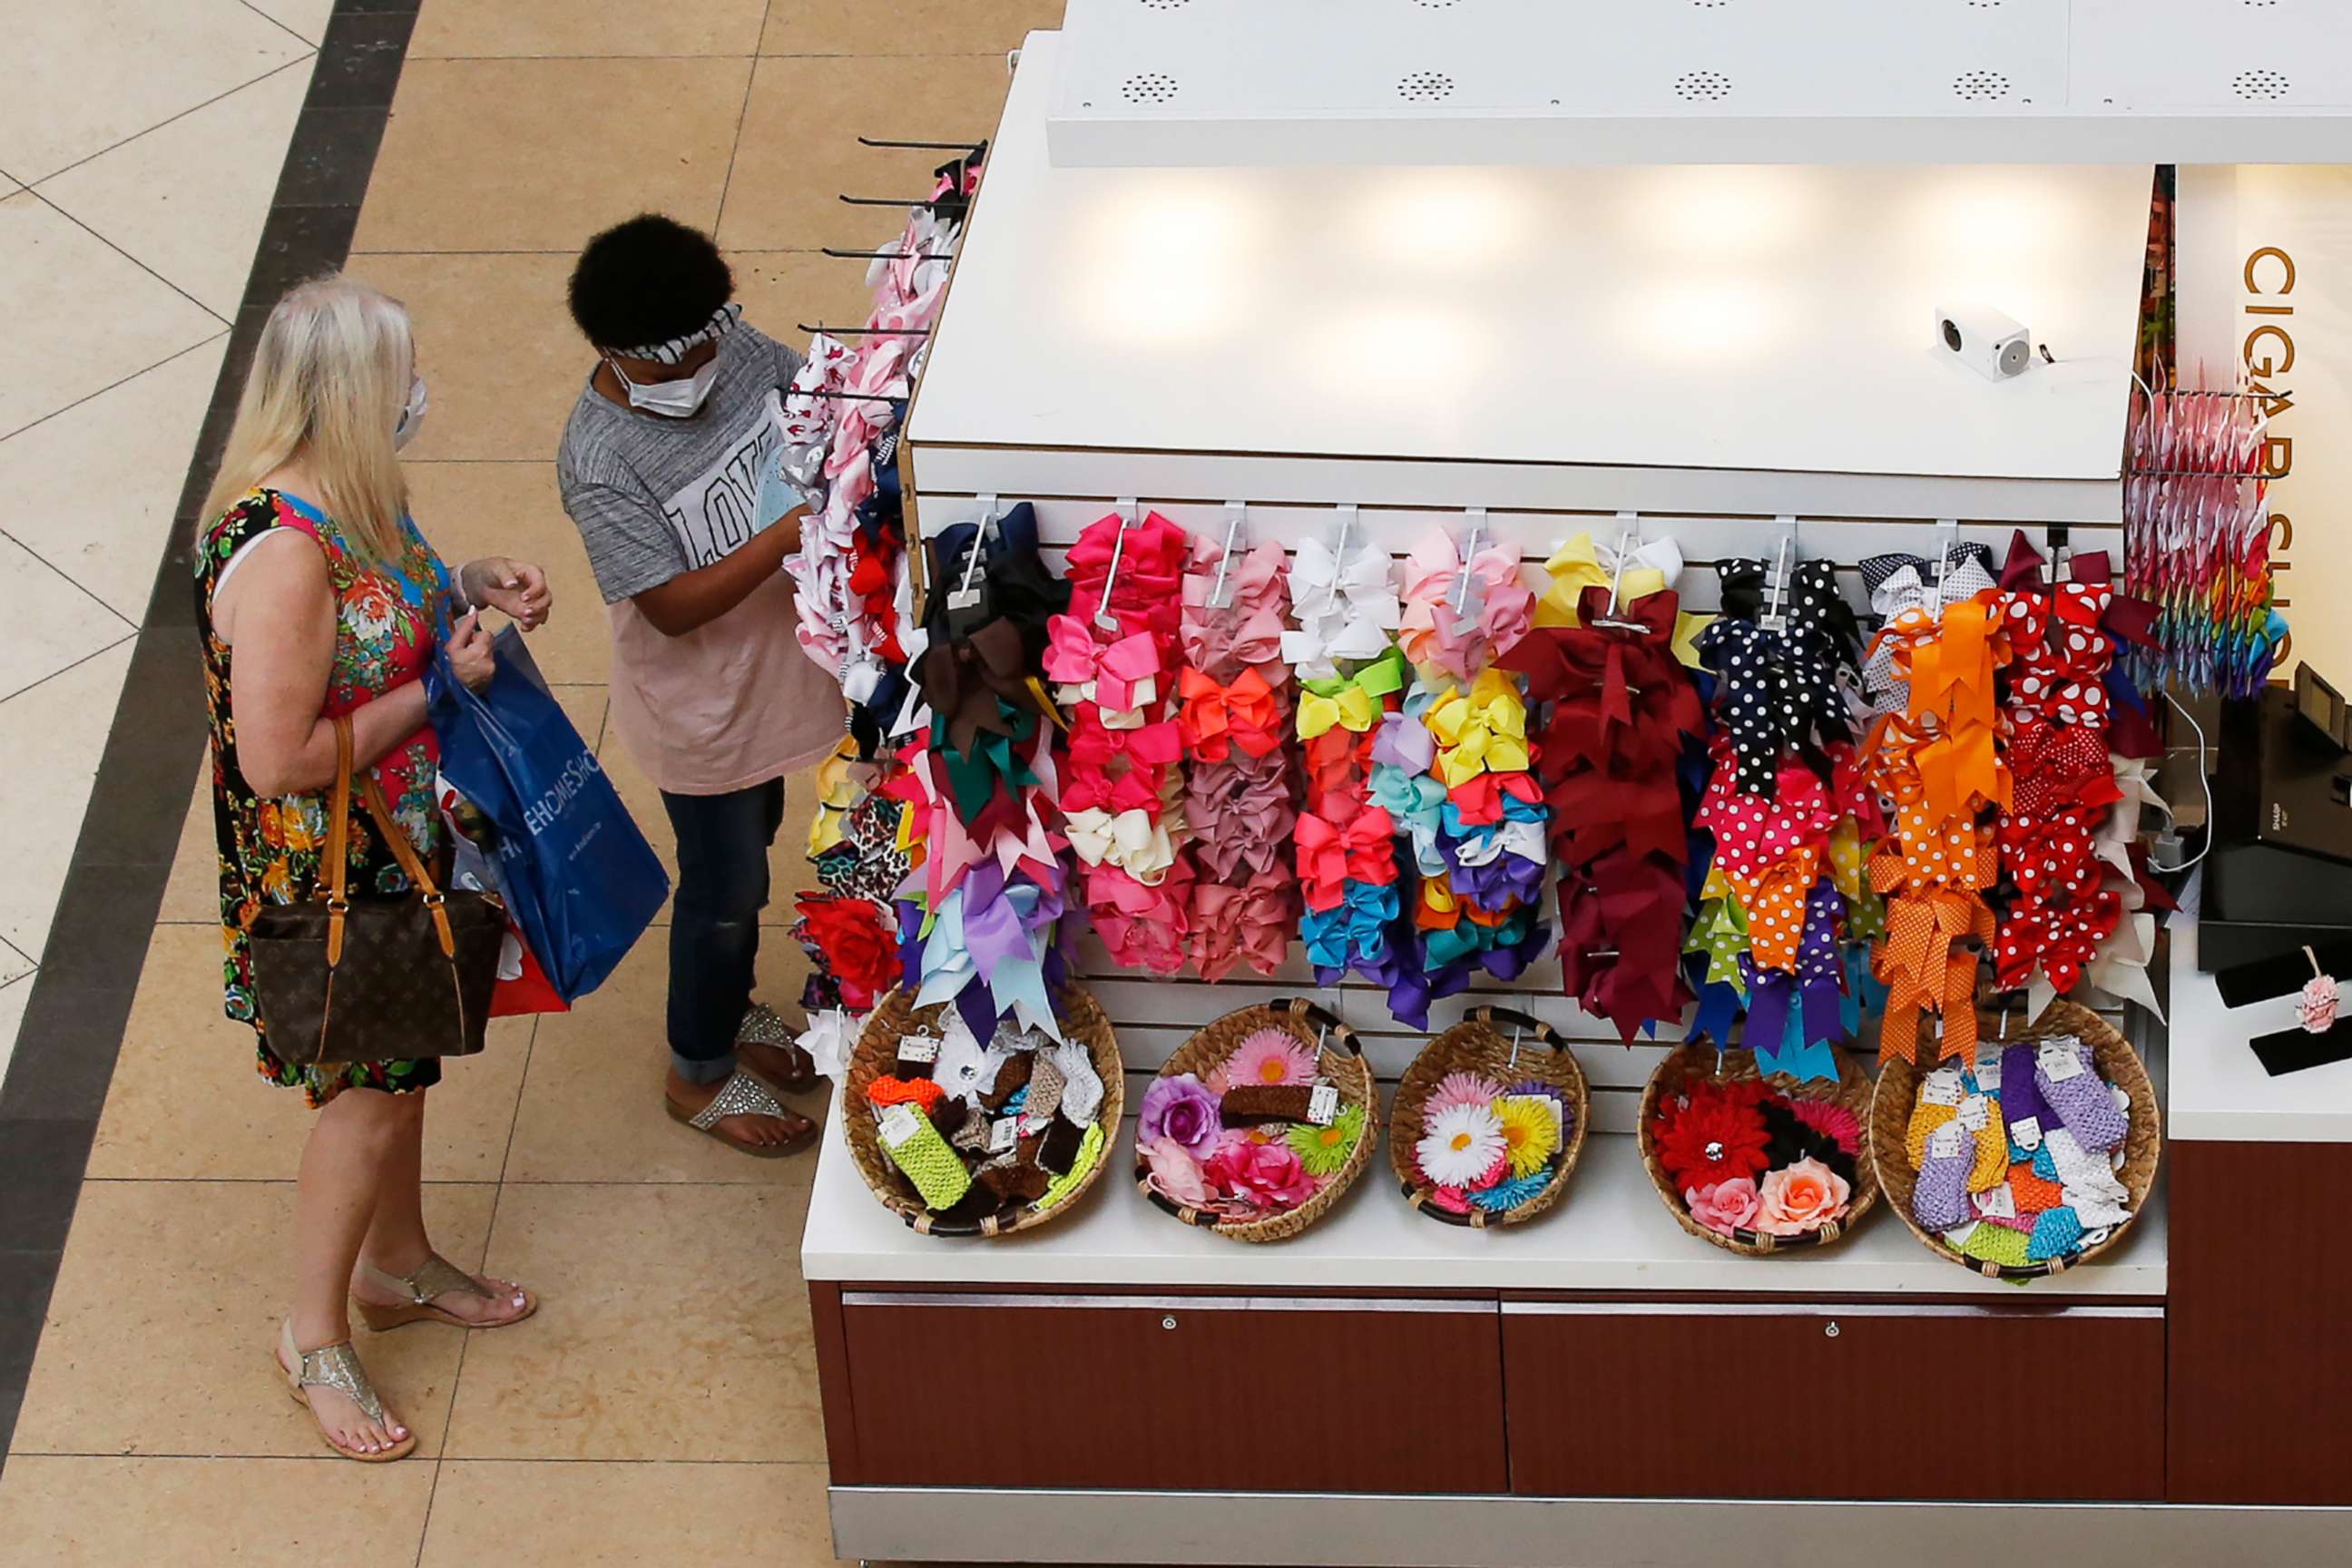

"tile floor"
[0,0,326,1084]
[0,1,1057,1562]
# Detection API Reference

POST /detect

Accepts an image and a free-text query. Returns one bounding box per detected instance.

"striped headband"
[610,301,740,366]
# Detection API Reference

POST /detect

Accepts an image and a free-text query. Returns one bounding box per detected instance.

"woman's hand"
[462,556,552,630]
[447,611,497,691]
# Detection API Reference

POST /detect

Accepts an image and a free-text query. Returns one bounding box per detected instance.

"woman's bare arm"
[217,533,428,795]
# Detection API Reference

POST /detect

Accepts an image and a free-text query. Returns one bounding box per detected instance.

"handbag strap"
[357,766,460,962]
[324,717,353,965]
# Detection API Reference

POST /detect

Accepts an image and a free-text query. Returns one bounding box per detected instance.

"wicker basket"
[1133,996,1377,1243]
[1871,998,2161,1280]
[843,985,1124,1238]
[1390,1005,1591,1228]
[1638,1041,1880,1255]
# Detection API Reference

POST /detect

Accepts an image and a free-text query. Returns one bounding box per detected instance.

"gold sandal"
[354,1253,537,1332]
[275,1321,416,1463]
[665,1068,818,1158]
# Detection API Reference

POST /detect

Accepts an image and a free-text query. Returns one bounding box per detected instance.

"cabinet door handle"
[1161,1315,1178,1331]
[1824,1320,1841,1339]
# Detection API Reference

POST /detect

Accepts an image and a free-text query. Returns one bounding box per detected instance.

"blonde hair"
[201,274,414,564]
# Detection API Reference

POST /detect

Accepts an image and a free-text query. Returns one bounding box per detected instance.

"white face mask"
[393,374,428,450]
[609,354,720,418]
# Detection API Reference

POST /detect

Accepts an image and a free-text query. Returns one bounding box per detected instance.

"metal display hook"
[1592,511,1650,632]
[1093,497,1141,632]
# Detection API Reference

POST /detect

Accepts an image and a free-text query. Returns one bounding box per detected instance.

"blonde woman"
[195,277,552,1461]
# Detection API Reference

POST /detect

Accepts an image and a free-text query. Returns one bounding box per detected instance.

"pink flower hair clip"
[2300,946,2341,1034]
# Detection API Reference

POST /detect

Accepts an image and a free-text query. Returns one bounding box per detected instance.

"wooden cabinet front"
[1504,1302,2166,1501]
[836,1290,1507,1494]
[2169,1140,2352,1504]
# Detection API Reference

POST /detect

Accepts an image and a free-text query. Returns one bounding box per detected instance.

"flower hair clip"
[2302,947,2342,1034]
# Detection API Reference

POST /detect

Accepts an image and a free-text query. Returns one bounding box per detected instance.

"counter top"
[2168,915,2352,1143]
[801,1086,2167,1297]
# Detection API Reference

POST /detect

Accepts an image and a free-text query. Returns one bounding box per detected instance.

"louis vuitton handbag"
[246,716,505,1065]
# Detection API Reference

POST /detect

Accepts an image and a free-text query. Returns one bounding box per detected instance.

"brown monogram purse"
[245,716,505,1066]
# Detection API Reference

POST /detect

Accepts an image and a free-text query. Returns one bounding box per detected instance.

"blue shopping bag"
[426,625,668,1002]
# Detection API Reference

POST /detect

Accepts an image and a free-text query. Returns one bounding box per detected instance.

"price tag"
[1307,1083,1340,1127]
[1975,1181,2017,1220]
[2010,1114,2043,1152]
[987,1117,1020,1155]
[878,1103,923,1149]
[896,1033,939,1067]
[1927,1123,1967,1161]
[1955,1094,1991,1133]
[1973,1054,2002,1092]
[1920,1068,1965,1108]
[2039,1042,2085,1083]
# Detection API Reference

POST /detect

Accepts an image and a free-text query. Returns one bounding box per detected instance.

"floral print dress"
[196,488,452,1106]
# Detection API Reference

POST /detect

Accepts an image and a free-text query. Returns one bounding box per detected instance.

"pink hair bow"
[1397,530,1536,679]
[1044,620,1163,712]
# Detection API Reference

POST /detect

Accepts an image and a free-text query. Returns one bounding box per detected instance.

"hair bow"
[1396,530,1536,679]
[1065,716,1183,772]
[913,618,1040,754]
[1535,533,1684,629]
[1296,808,1401,909]
[1044,621,1162,713]
[1296,649,1407,739]
[1443,770,1545,829]
[1994,889,2124,995]
[1302,883,1402,972]
[1063,807,1177,883]
[1188,872,1296,982]
[1283,538,1402,678]
[1177,666,1281,760]
[1427,671,1531,788]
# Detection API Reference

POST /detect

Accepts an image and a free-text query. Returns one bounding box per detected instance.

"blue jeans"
[660,779,784,1084]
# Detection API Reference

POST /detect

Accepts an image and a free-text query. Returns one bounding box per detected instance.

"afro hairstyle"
[566,213,736,351]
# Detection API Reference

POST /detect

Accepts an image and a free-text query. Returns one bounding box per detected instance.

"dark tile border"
[0,0,420,1471]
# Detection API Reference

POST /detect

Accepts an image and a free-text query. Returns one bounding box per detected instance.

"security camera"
[1935,303,2034,381]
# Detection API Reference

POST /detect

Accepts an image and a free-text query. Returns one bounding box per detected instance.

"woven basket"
[1133,996,1377,1243]
[1871,998,2161,1280]
[843,985,1123,1238]
[1390,1005,1591,1228]
[1637,1041,1880,1255]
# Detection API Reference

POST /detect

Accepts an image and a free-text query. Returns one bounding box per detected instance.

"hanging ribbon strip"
[1681,555,1870,1080]
[1385,524,1552,1027]
[784,156,977,756]
[1177,534,1299,980]
[1287,524,1407,994]
[1051,511,1195,975]
[2123,383,2288,701]
[1860,544,2009,1066]
[1501,561,1706,1043]
[1990,533,2170,1018]
[866,499,1073,1044]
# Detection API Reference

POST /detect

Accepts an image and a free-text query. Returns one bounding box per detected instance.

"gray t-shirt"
[554,322,842,797]
[556,323,806,603]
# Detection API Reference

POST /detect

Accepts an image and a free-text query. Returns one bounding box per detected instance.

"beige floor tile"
[85,926,534,1182]
[0,191,227,437]
[411,0,770,58]
[0,640,132,957]
[361,251,586,460]
[0,338,229,621]
[0,0,309,182]
[735,250,882,341]
[240,0,335,47]
[10,1180,495,1458]
[402,461,611,686]
[0,533,132,702]
[158,752,218,924]
[421,1459,841,1566]
[719,54,1014,251]
[36,63,309,316]
[501,937,824,1185]
[353,57,750,254]
[764,0,1067,57]
[446,1182,820,1460]
[0,1455,436,1566]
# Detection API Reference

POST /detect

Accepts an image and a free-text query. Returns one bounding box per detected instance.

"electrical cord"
[2150,689,2214,874]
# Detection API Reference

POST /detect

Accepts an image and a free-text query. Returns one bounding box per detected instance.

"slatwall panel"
[913,482,2132,1092]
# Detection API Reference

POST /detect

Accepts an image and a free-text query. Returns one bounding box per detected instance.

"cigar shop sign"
[2177,166,2351,676]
